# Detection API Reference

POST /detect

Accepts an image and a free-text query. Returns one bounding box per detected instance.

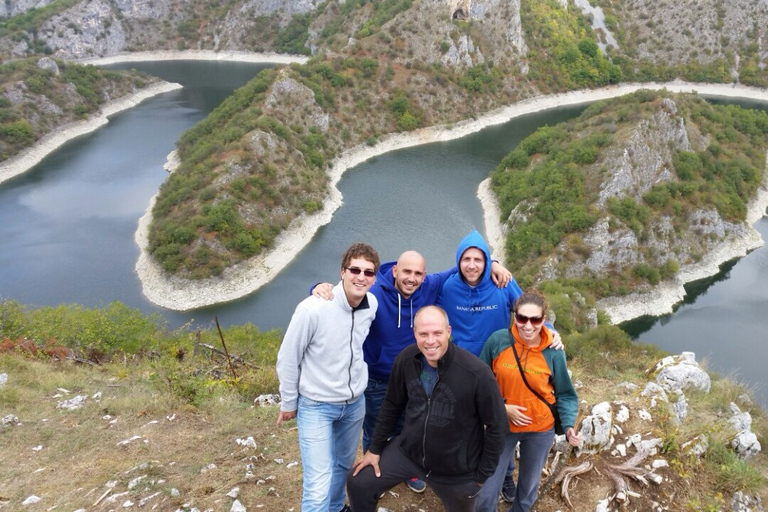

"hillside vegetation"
[1,299,766,511]
[0,57,158,161]
[491,90,768,304]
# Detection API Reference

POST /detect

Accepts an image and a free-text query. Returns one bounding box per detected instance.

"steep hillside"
[490,90,768,317]
[0,56,159,162]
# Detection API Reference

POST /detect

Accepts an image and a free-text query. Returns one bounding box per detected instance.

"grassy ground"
[1,320,766,511]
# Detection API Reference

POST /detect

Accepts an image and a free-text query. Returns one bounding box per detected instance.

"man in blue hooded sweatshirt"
[437,230,525,356]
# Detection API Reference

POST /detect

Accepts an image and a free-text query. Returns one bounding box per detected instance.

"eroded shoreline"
[0,81,183,186]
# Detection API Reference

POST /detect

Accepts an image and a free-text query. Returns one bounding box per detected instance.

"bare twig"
[196,343,259,369]
[215,316,238,380]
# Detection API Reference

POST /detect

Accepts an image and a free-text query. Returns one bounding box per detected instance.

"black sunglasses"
[514,313,544,326]
[345,267,376,278]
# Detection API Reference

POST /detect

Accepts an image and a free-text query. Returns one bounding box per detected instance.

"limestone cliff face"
[528,95,764,301]
[0,0,55,18]
[2,0,767,84]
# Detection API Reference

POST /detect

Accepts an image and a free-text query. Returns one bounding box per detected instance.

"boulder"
[651,352,711,393]
[578,401,614,455]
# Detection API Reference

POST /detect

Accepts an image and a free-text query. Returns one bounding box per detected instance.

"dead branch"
[196,343,259,370]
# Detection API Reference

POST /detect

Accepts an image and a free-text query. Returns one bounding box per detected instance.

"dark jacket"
[369,342,508,484]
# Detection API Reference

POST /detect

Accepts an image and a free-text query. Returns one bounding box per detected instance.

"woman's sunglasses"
[345,266,376,278]
[514,312,544,326]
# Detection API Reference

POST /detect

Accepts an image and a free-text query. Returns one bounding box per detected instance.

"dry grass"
[1,347,766,512]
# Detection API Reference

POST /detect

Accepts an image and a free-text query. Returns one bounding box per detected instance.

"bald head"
[414,306,451,367]
[392,251,426,299]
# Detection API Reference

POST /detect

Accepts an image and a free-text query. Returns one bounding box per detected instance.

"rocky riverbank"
[0,81,183,186]
[79,50,309,66]
[135,79,768,313]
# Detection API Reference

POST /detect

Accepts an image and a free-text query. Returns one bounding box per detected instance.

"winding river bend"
[0,60,766,408]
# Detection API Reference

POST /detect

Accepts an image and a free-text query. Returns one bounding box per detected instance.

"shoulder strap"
[509,332,552,408]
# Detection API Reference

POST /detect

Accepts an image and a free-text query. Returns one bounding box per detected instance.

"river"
[0,60,766,408]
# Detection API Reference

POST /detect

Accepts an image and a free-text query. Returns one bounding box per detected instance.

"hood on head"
[455,230,492,286]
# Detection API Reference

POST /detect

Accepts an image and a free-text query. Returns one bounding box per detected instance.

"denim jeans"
[297,394,365,512]
[476,428,555,512]
[362,378,405,452]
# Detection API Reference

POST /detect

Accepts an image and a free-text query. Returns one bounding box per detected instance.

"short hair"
[414,305,450,328]
[341,243,380,272]
[514,289,549,314]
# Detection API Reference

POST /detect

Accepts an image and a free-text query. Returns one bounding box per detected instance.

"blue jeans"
[362,378,404,452]
[476,429,555,512]
[297,395,365,512]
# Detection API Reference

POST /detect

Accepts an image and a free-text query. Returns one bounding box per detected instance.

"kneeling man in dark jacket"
[347,305,508,512]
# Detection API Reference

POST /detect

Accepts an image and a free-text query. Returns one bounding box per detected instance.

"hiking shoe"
[406,477,426,493]
[500,476,515,503]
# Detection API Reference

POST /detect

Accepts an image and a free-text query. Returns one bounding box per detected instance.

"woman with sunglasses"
[476,290,581,512]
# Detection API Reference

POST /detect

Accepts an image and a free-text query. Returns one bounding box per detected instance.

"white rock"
[200,463,217,473]
[32,445,43,452]
[648,473,663,484]
[641,382,668,408]
[56,395,87,410]
[286,460,299,468]
[637,438,663,456]
[652,459,669,468]
[638,409,652,421]
[227,487,240,499]
[231,499,247,512]
[2,414,19,426]
[731,431,761,460]
[127,475,146,490]
[577,401,613,455]
[22,495,41,505]
[171,488,180,497]
[92,391,102,400]
[236,437,257,449]
[117,436,143,446]
[122,499,134,507]
[254,394,281,406]
[730,491,764,512]
[0,373,7,387]
[274,458,284,464]
[614,444,627,457]
[615,404,630,423]
[669,388,688,424]
[595,499,610,512]
[616,381,638,392]
[653,352,711,393]
[681,434,708,457]
[728,402,753,432]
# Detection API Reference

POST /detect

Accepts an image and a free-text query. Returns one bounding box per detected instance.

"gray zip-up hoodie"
[277,281,378,412]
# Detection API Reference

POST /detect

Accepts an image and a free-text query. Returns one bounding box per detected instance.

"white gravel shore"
[79,50,309,66]
[0,81,183,186]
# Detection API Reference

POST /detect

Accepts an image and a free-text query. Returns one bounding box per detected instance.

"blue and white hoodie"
[437,230,523,356]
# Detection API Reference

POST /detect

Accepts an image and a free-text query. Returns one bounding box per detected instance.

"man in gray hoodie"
[277,243,380,512]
